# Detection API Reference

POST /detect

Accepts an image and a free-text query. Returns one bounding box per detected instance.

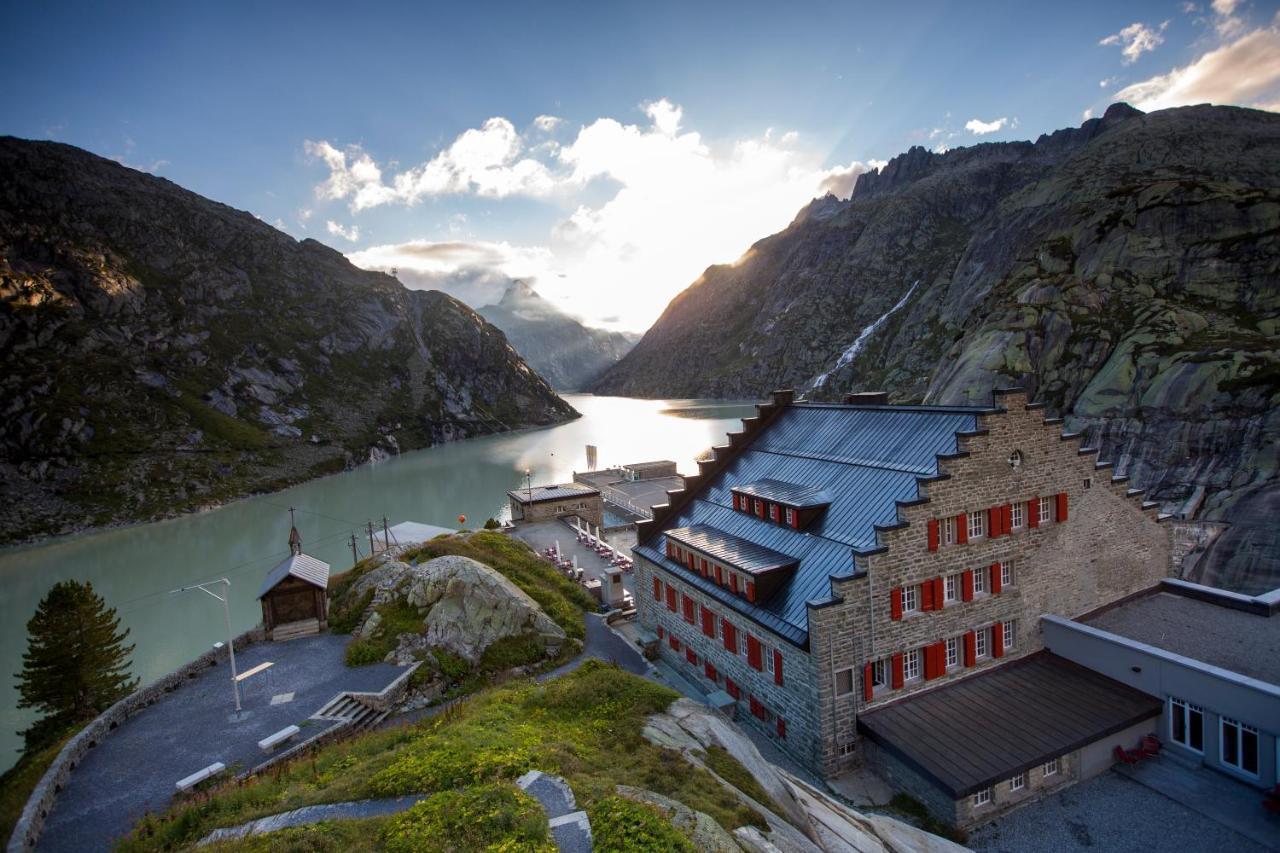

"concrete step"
[273,619,320,641]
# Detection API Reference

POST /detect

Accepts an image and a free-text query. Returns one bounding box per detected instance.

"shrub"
[479,634,545,673]
[380,784,552,853]
[431,647,471,682]
[328,588,373,635]
[588,796,696,853]
[344,639,385,667]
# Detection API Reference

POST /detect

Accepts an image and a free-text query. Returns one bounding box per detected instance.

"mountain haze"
[592,104,1280,589]
[0,137,577,543]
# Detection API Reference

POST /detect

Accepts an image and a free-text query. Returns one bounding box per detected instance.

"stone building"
[633,389,1173,828]
[508,483,603,528]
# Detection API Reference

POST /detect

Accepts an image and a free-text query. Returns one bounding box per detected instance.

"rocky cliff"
[478,280,637,390]
[591,104,1280,587]
[0,137,577,543]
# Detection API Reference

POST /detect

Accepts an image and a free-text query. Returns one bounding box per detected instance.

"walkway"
[197,796,427,845]
[517,771,592,852]
[38,634,405,853]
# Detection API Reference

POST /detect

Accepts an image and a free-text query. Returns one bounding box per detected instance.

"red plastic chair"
[1139,735,1161,758]
[1114,745,1139,765]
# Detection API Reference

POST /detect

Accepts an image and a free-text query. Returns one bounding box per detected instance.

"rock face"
[348,554,566,663]
[591,104,1280,568]
[0,137,577,543]
[478,280,638,390]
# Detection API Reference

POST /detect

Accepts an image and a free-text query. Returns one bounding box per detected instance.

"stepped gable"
[635,388,1167,648]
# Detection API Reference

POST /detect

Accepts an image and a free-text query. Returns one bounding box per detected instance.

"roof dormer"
[731,479,831,530]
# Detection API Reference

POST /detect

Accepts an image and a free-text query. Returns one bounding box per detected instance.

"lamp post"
[171,577,242,716]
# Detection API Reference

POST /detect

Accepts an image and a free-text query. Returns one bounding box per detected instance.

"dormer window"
[665,524,798,607]
[732,479,830,531]
[784,507,797,527]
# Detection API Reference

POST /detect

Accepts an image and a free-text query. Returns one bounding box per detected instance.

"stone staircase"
[272,618,320,642]
[312,693,390,732]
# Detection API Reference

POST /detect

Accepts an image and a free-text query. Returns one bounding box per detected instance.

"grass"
[200,817,389,852]
[381,783,552,853]
[117,662,765,852]
[589,795,696,853]
[704,745,782,814]
[1,724,85,848]
[888,793,968,845]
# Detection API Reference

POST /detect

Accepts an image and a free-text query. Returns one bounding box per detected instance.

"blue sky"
[3,0,1278,329]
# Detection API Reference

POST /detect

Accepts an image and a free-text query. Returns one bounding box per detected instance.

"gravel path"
[968,771,1273,853]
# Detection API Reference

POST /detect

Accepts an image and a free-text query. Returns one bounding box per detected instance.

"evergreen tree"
[15,580,137,743]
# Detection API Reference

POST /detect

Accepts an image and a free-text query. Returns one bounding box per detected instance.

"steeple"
[288,506,302,556]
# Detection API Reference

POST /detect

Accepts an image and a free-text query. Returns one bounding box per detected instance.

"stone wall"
[512,494,604,528]
[7,627,266,853]
[810,390,1171,776]
[953,747,1080,828]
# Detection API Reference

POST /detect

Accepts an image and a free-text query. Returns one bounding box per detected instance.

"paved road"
[39,634,404,853]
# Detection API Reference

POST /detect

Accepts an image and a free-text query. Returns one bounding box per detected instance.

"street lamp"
[170,577,243,717]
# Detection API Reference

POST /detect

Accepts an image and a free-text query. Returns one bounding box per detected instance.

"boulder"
[615,785,744,852]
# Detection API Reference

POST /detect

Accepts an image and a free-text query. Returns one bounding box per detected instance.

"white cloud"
[1212,0,1240,15]
[533,115,562,132]
[817,159,887,199]
[1083,108,1095,120]
[1100,21,1170,64]
[331,100,873,330]
[964,116,1009,135]
[326,220,361,242]
[1112,22,1280,112]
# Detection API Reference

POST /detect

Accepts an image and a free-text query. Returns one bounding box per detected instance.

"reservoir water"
[0,394,756,769]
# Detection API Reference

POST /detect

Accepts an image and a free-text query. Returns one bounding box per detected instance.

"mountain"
[477,281,638,390]
[591,104,1280,590]
[0,137,577,544]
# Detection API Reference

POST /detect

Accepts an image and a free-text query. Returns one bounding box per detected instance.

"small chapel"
[257,510,331,641]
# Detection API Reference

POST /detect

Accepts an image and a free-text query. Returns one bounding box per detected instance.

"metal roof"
[858,652,1162,797]
[644,404,980,645]
[258,552,331,598]
[507,484,600,504]
[733,479,831,508]
[667,525,798,574]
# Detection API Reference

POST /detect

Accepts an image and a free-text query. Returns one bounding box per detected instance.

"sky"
[3,0,1278,332]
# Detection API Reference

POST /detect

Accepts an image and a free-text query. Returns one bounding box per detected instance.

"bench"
[176,762,226,792]
[257,724,301,752]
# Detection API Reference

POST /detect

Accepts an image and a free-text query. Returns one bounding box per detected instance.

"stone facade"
[509,487,603,528]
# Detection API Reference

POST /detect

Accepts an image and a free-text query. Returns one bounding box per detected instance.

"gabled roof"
[733,479,831,508]
[258,553,331,598]
[636,402,984,646]
[507,484,600,504]
[667,525,797,575]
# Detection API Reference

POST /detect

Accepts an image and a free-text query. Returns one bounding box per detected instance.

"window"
[754,499,764,516]
[738,631,748,659]
[715,617,724,642]
[784,507,797,526]
[976,627,990,659]
[1011,502,1025,530]
[1000,560,1015,588]
[1221,718,1259,776]
[944,573,959,603]
[838,741,857,757]
[973,566,988,595]
[1037,497,1053,525]
[968,511,985,540]
[1002,621,1016,650]
[945,637,960,669]
[903,585,920,613]
[834,668,854,697]
[769,503,780,522]
[942,516,956,546]
[764,642,775,674]
[903,649,922,682]
[871,659,887,688]
[973,788,992,807]
[1170,698,1204,752]
[1043,758,1060,776]
[1009,773,1026,792]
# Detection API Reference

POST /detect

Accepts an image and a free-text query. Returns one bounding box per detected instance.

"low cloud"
[1112,21,1280,112]
[533,115,562,132]
[348,240,555,308]
[817,159,889,199]
[1100,21,1169,64]
[964,116,1009,135]
[325,220,361,242]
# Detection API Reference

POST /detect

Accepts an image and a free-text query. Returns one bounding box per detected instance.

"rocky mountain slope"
[592,104,1279,587]
[0,137,576,543]
[478,280,637,390]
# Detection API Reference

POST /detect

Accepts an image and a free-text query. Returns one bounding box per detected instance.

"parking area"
[39,633,405,853]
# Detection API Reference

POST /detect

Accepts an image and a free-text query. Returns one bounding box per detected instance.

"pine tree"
[15,580,137,737]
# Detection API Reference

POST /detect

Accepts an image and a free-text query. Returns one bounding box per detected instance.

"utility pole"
[170,578,242,717]
[350,533,359,567]
[367,520,376,555]
[383,516,390,550]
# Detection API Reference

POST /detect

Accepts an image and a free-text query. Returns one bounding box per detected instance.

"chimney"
[771,389,796,407]
[843,391,889,405]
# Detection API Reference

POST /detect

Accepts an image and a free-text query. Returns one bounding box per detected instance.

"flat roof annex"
[507,484,600,504]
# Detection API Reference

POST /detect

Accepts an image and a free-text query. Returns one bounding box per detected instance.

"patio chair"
[1113,745,1139,766]
[1139,734,1161,758]
[1263,784,1280,814]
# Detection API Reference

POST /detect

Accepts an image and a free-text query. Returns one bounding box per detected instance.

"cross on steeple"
[288,506,302,556]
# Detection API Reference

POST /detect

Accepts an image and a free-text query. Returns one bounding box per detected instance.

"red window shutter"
[745,581,756,603]
[723,621,736,653]
[730,574,739,594]
[652,576,661,599]
[964,630,976,667]
[701,607,715,638]
[686,647,697,665]
[989,506,1002,538]
[705,661,717,681]
[923,645,935,680]
[920,581,932,612]
[726,677,739,699]
[890,586,903,620]
[927,518,939,551]
[933,640,947,674]
[747,635,762,671]
[657,626,665,640]
[789,509,800,529]
[990,563,1003,594]
[666,585,677,612]
[1056,492,1069,523]
[683,595,695,624]
[891,653,905,689]
[714,565,723,585]
[774,650,784,686]
[933,577,945,606]
[1002,503,1012,533]
[666,541,675,557]
[992,623,1005,658]
[777,717,787,739]
[1028,497,1039,528]
[962,570,974,602]
[956,513,969,544]
[862,663,874,701]
[687,553,696,570]
[668,634,678,651]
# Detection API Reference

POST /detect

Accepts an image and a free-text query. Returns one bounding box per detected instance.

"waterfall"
[811,280,920,389]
